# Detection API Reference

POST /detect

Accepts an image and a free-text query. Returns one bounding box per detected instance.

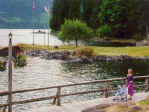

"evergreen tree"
[81,0,101,30]
[50,0,81,31]
[50,0,101,31]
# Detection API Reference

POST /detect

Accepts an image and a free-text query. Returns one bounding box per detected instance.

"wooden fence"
[0,76,149,110]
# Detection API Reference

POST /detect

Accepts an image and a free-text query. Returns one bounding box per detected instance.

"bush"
[14,54,27,67]
[0,61,6,71]
[133,33,142,41]
[74,47,96,57]
[97,25,112,38]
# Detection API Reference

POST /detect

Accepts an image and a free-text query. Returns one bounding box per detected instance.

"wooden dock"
[28,92,149,112]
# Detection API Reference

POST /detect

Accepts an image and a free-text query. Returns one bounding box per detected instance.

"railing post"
[105,81,109,98]
[52,96,57,105]
[52,87,62,106]
[3,106,7,112]
[145,78,149,90]
[57,87,61,106]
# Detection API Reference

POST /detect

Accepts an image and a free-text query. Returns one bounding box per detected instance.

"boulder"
[68,58,83,63]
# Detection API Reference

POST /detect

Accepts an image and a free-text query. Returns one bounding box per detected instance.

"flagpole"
[44,24,46,46]
[48,5,50,50]
[8,32,13,112]
[32,0,36,54]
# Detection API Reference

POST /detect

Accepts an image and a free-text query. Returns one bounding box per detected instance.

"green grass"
[17,43,149,57]
[94,37,140,43]
[89,46,149,57]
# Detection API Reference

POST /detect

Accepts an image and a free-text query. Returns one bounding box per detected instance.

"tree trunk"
[75,38,78,48]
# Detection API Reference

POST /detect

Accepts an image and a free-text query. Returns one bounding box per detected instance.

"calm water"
[0,29,63,47]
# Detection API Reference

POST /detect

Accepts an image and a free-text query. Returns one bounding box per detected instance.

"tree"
[58,19,93,47]
[50,0,101,31]
[81,0,101,30]
[50,0,69,31]
[50,0,81,31]
[98,0,144,38]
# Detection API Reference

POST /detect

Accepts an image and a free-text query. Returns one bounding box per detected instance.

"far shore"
[16,43,149,58]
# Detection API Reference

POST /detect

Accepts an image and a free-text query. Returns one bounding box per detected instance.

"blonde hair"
[128,68,133,74]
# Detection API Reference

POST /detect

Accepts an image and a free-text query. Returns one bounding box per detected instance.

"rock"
[68,58,83,63]
[87,57,94,63]
[106,56,113,61]
[54,45,59,49]
[26,49,149,62]
[45,51,71,60]
[94,56,107,61]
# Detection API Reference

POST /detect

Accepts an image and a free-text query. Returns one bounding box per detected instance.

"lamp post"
[8,32,13,112]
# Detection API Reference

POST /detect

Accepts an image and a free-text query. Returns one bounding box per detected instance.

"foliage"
[138,97,149,105]
[50,0,81,31]
[97,24,112,38]
[0,60,6,71]
[50,0,101,31]
[74,47,96,57]
[132,33,142,41]
[98,0,144,38]
[14,53,27,67]
[58,19,93,47]
[81,0,101,29]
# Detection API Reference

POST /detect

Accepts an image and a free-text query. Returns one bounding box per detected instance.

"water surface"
[0,29,62,47]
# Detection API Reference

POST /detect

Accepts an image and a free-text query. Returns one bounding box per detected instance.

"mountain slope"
[0,0,53,28]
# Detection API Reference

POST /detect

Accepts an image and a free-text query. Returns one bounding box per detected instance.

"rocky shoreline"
[26,50,149,63]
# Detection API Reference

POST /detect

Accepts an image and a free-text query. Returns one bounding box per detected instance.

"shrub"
[14,53,27,67]
[0,61,6,71]
[97,25,112,38]
[133,33,142,41]
[74,47,96,57]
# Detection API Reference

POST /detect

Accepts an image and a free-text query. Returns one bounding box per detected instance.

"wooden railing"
[0,76,149,110]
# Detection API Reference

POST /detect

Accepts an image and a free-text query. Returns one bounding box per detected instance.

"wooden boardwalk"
[28,92,149,112]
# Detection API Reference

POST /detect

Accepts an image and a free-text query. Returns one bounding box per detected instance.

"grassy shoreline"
[16,43,149,57]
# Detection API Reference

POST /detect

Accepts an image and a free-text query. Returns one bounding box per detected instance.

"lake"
[0,57,149,112]
[0,29,63,47]
[0,29,149,112]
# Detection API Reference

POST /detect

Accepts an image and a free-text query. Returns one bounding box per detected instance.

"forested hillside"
[0,0,53,28]
[0,0,149,29]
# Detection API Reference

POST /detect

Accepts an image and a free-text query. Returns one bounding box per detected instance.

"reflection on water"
[63,60,149,80]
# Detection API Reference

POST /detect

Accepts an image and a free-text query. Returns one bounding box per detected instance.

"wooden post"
[8,33,13,112]
[48,28,50,49]
[145,78,149,90]
[52,87,61,106]
[57,87,61,106]
[105,81,109,98]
